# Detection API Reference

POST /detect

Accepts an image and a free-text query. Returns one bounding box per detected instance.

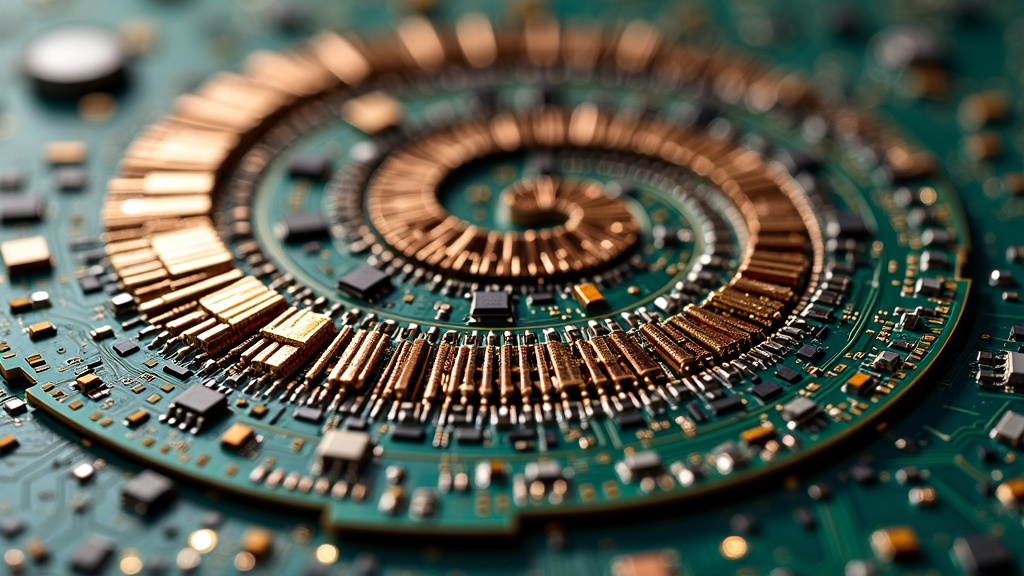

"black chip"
[544,429,559,448]
[68,533,115,575]
[709,395,744,416]
[977,444,997,463]
[56,166,88,191]
[23,25,127,101]
[172,385,227,418]
[813,325,830,340]
[775,366,802,384]
[454,427,483,445]
[276,212,330,243]
[121,470,175,516]
[615,411,647,429]
[470,291,512,318]
[337,264,392,300]
[293,406,324,424]
[346,417,368,431]
[0,195,45,223]
[392,425,425,443]
[163,362,193,380]
[686,402,708,423]
[796,345,822,362]
[0,171,24,191]
[1011,325,1024,342]
[890,338,915,351]
[828,211,869,238]
[509,428,536,444]
[529,292,556,306]
[953,535,1016,576]
[751,381,783,401]
[112,339,139,357]
[803,305,833,322]
[78,275,102,294]
[922,228,951,248]
[849,464,877,485]
[287,153,332,181]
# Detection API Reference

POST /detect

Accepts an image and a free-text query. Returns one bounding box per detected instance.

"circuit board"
[0,0,1022,574]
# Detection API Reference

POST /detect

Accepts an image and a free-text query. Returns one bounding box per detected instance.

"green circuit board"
[0,0,1022,574]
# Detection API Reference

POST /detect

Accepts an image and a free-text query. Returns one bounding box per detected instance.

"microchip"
[470,291,511,318]
[873,350,902,371]
[795,345,822,362]
[890,338,915,351]
[781,397,819,424]
[275,212,330,243]
[750,381,782,401]
[615,410,646,429]
[121,470,175,515]
[920,250,948,271]
[55,166,88,190]
[952,535,1017,576]
[990,410,1024,448]
[617,450,663,482]
[709,395,743,416]
[294,405,324,424]
[0,196,46,223]
[528,292,555,306]
[78,275,102,294]
[392,425,425,443]
[922,228,951,248]
[68,534,115,575]
[337,264,392,300]
[112,339,139,357]
[454,427,483,445]
[827,211,869,238]
[287,153,332,181]
[316,429,372,471]
[775,366,802,383]
[162,362,193,380]
[1010,325,1024,342]
[169,385,227,421]
[1004,351,1024,386]
[915,277,943,297]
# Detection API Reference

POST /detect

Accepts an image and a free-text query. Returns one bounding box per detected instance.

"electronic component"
[161,385,228,433]
[121,470,175,515]
[337,265,392,300]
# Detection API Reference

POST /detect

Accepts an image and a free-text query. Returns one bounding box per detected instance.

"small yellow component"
[220,422,255,451]
[125,409,150,427]
[241,527,274,558]
[995,477,1024,510]
[146,394,162,404]
[250,404,269,419]
[844,372,875,396]
[68,400,84,411]
[26,539,48,562]
[8,298,32,313]
[341,91,404,135]
[160,383,175,392]
[740,422,776,446]
[76,373,102,392]
[27,317,56,340]
[0,434,19,454]
[44,140,87,164]
[870,526,921,562]
[1,236,53,277]
[573,283,607,311]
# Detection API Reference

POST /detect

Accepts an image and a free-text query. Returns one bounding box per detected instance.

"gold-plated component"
[261,308,333,347]
[870,527,921,563]
[28,321,57,341]
[341,91,404,135]
[573,283,606,311]
[220,422,255,451]
[995,477,1024,510]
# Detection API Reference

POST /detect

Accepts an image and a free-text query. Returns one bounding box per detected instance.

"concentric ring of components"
[25,15,969,534]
